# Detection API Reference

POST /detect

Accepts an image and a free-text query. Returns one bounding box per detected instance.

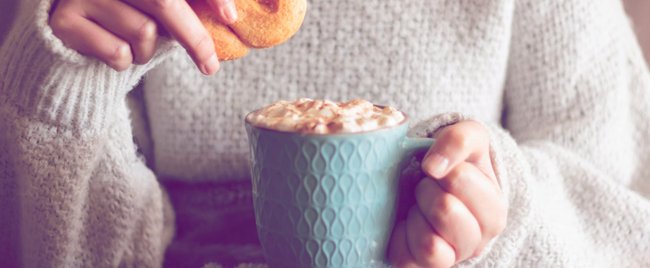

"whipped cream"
[246,98,406,134]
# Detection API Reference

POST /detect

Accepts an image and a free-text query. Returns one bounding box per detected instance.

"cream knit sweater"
[2,0,650,267]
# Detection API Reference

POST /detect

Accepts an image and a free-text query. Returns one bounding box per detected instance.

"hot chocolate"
[246,98,406,134]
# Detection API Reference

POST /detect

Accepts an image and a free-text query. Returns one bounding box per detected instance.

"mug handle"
[401,137,435,157]
[394,136,435,218]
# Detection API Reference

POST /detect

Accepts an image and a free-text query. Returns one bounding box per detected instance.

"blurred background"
[0,0,648,64]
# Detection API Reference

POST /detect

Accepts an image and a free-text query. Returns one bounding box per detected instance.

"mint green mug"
[245,116,433,268]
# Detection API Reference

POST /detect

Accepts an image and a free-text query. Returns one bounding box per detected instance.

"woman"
[1,0,649,267]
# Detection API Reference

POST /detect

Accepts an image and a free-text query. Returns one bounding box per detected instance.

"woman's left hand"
[388,120,508,268]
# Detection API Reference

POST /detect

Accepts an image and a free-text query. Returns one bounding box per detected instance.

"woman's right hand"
[49,0,238,75]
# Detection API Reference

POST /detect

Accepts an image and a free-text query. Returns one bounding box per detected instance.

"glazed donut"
[189,0,307,61]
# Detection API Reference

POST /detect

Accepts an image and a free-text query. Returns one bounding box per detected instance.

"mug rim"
[244,104,410,137]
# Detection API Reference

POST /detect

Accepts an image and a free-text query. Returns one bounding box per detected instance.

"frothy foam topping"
[246,98,406,134]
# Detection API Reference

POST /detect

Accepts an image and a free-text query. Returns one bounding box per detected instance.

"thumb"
[421,121,488,179]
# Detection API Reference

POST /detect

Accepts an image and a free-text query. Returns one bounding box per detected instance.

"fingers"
[124,0,219,75]
[415,121,505,262]
[51,0,221,74]
[422,121,492,179]
[50,7,132,71]
[86,0,158,64]
[405,207,455,267]
[438,162,507,255]
[208,0,239,24]
[416,178,481,262]
[387,222,420,268]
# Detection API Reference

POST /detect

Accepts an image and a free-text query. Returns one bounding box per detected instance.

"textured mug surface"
[245,120,433,268]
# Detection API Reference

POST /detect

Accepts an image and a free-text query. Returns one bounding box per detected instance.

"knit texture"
[1,0,650,267]
[0,0,176,266]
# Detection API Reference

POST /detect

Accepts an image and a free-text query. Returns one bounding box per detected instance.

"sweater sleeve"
[410,1,650,267]
[0,0,177,266]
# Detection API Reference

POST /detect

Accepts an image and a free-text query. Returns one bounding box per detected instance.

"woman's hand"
[388,120,508,267]
[49,0,238,74]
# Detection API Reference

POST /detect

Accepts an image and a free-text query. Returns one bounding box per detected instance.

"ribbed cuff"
[0,0,177,135]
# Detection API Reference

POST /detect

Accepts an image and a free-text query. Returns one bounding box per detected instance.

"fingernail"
[222,4,238,24]
[200,54,219,75]
[426,154,448,178]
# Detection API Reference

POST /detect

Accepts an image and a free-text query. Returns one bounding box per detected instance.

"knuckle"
[109,44,132,71]
[446,165,470,189]
[414,237,454,267]
[414,235,438,259]
[434,194,459,220]
[49,12,75,34]
[136,20,157,42]
[447,128,470,149]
